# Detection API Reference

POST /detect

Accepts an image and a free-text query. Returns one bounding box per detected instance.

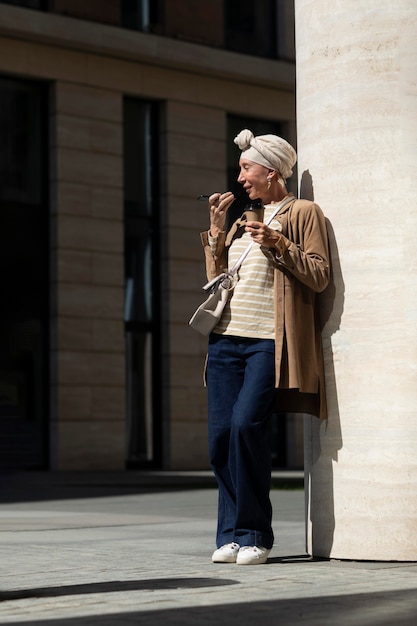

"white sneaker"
[236,545,271,565]
[211,542,240,563]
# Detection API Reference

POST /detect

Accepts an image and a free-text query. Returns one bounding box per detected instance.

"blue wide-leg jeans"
[207,333,276,549]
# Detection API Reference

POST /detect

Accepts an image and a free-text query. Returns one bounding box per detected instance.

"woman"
[201,129,330,565]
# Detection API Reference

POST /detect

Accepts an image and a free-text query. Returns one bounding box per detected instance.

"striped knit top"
[212,204,283,339]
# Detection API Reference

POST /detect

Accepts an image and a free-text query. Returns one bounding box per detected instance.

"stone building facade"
[0,0,298,470]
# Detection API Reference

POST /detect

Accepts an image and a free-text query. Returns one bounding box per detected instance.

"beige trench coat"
[200,197,330,420]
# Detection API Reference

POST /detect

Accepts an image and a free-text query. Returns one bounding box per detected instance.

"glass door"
[123,97,161,467]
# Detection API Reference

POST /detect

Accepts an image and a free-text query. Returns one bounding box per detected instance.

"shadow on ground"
[0,471,211,503]
[0,577,239,601]
[0,470,303,503]
[1,587,417,626]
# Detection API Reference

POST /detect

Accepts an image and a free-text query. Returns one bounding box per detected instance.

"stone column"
[296,0,417,560]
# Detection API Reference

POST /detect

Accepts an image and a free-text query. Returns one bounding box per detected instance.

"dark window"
[48,1,120,25]
[123,97,161,467]
[121,0,159,32]
[0,80,45,205]
[0,0,159,28]
[224,0,295,61]
[224,0,276,59]
[0,76,49,469]
[276,0,296,62]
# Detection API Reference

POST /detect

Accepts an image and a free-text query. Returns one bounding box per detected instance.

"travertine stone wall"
[49,82,126,469]
[296,0,417,560]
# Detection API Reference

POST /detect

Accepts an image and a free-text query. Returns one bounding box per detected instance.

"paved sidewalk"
[0,471,416,625]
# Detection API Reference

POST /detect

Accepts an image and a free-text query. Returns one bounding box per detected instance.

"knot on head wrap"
[234,129,297,180]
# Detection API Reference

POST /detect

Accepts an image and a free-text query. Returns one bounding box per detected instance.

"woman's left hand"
[245,221,280,248]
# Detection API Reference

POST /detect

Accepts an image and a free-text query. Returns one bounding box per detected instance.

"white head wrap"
[234,129,297,180]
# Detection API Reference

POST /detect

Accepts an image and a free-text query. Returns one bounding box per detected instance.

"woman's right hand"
[209,192,235,237]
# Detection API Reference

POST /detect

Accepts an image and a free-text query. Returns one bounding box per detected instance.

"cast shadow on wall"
[300,169,344,558]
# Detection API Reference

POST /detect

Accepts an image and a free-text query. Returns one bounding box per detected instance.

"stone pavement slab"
[0,472,416,625]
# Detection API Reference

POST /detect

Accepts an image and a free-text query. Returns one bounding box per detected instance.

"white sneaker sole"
[236,548,271,565]
[211,554,238,563]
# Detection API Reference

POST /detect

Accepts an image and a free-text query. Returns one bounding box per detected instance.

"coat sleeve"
[263,201,330,293]
[200,230,229,281]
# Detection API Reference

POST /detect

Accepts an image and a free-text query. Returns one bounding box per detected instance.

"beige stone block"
[162,193,225,230]
[56,317,124,355]
[170,386,207,421]
[168,324,206,358]
[141,65,199,102]
[91,186,123,221]
[58,215,123,254]
[92,319,125,353]
[58,351,125,386]
[187,322,210,356]
[169,354,206,388]
[169,289,208,325]
[54,114,122,155]
[168,229,204,265]
[0,37,29,75]
[54,82,122,122]
[58,249,92,284]
[57,283,123,319]
[3,40,85,88]
[56,419,125,470]
[58,384,92,420]
[92,252,124,287]
[168,164,219,198]
[229,83,295,121]
[52,181,91,217]
[169,258,206,292]
[90,119,122,155]
[57,248,124,287]
[27,44,88,83]
[152,69,289,119]
[56,147,122,188]
[57,317,92,351]
[52,182,123,220]
[170,421,209,470]
[165,101,225,138]
[167,133,224,169]
[91,385,126,421]
[57,384,125,421]
[86,55,144,94]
